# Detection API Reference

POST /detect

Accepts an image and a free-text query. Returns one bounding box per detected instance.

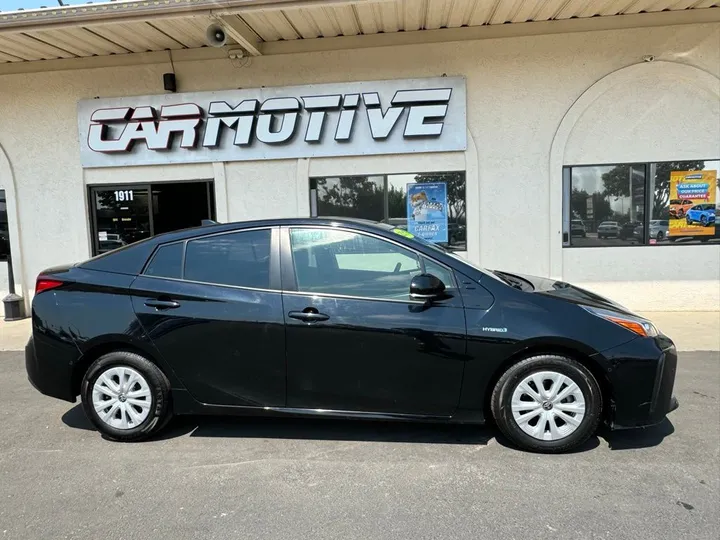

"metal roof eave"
[0,0,364,31]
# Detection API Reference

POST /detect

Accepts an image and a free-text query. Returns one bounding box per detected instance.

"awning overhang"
[0,0,718,74]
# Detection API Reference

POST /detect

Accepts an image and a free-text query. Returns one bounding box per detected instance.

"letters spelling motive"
[88,88,453,154]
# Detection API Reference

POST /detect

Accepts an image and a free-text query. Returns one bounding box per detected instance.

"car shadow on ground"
[598,418,676,451]
[61,404,674,451]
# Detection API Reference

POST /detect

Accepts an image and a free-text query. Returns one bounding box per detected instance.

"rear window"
[144,243,183,279]
[184,229,271,289]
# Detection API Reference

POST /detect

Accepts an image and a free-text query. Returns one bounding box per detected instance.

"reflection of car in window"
[686,204,716,226]
[620,221,641,240]
[597,221,619,239]
[649,220,669,241]
[570,220,586,237]
[98,239,126,253]
[669,199,694,219]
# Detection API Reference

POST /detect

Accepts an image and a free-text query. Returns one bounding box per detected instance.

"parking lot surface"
[1,350,718,540]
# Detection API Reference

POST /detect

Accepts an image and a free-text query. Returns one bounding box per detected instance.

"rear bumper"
[25,336,77,403]
[601,336,679,430]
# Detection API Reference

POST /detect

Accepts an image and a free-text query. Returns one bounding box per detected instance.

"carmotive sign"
[77,77,467,168]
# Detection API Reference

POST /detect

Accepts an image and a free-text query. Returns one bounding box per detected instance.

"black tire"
[491,355,602,453]
[656,231,664,241]
[700,215,707,225]
[686,216,692,225]
[81,351,172,442]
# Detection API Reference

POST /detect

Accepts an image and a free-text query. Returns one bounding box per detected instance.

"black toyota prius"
[25,218,678,453]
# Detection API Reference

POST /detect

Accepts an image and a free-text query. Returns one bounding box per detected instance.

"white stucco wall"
[0,22,718,310]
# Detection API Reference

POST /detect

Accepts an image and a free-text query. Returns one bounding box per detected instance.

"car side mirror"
[410,273,446,301]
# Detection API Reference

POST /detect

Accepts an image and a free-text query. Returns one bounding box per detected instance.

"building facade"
[0,1,719,313]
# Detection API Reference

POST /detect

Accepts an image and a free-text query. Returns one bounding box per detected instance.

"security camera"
[206,24,227,48]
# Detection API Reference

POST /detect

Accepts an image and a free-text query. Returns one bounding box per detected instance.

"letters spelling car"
[685,204,716,226]
[26,218,678,453]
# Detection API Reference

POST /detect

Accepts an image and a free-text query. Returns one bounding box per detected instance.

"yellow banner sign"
[668,170,717,237]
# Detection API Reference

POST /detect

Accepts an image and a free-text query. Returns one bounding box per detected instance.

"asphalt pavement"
[0,350,718,540]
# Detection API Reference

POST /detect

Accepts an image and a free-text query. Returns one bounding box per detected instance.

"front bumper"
[598,336,679,430]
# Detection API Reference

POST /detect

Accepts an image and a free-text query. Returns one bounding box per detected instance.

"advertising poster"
[407,182,448,243]
[668,170,717,237]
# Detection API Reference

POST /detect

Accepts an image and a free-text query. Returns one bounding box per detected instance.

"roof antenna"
[57,1,65,6]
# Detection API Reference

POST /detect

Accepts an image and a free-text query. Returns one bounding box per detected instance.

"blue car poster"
[407,182,448,243]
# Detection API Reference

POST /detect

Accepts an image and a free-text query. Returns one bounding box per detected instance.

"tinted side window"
[290,228,421,299]
[423,257,455,289]
[184,229,271,289]
[145,243,183,279]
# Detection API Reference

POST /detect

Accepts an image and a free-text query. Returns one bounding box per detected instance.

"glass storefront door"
[89,181,215,255]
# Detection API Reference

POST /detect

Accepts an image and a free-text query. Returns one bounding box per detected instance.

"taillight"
[35,276,64,294]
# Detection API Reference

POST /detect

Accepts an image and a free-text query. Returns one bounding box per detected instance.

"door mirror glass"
[409,273,446,300]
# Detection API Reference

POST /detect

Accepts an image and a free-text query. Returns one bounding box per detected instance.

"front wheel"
[491,355,602,453]
[81,351,173,442]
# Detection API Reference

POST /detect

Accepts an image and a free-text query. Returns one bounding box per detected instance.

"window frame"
[140,226,281,293]
[281,225,458,303]
[87,180,216,257]
[309,170,467,251]
[563,158,719,248]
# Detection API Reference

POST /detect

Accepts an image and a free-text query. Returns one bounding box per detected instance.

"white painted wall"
[0,22,718,310]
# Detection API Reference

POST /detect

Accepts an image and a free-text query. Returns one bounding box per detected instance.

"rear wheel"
[491,355,602,453]
[81,351,172,442]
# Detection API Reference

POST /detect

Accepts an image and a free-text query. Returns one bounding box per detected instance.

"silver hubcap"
[511,371,586,441]
[92,366,152,430]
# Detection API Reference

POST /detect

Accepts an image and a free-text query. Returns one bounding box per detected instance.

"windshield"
[389,226,504,283]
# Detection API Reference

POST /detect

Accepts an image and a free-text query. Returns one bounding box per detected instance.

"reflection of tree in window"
[650,161,707,220]
[413,172,466,225]
[315,176,384,221]
[601,161,708,220]
[570,188,612,224]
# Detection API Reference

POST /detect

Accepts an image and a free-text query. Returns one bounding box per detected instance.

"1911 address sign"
[77,77,466,168]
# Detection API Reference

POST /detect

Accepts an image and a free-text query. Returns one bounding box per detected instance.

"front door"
[132,227,286,407]
[281,226,466,416]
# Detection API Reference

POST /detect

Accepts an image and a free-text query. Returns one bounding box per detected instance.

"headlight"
[581,305,659,337]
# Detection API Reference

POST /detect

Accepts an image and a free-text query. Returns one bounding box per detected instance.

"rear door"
[131,227,286,407]
[281,226,467,416]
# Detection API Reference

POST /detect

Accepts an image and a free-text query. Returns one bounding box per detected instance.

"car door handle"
[288,311,329,322]
[144,299,181,310]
